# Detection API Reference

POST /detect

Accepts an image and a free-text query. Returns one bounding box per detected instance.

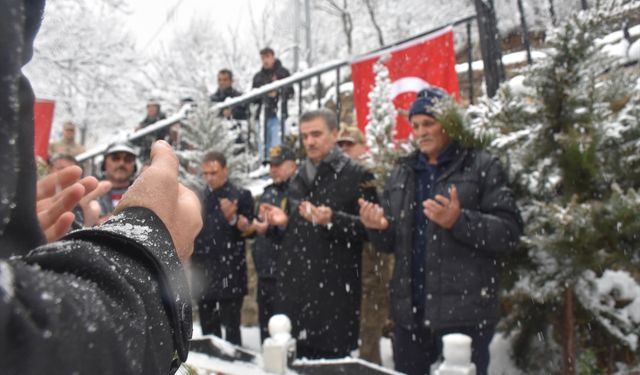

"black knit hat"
[408,86,450,120]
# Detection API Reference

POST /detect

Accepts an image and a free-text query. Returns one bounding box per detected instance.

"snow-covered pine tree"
[364,55,405,190]
[466,6,640,373]
[177,98,257,192]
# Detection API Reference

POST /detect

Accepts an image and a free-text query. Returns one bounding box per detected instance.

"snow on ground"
[455,50,548,73]
[191,322,520,374]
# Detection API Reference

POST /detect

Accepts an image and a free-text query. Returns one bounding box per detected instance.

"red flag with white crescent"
[351,27,460,139]
[34,99,56,159]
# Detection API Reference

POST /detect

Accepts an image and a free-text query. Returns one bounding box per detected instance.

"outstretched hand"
[358,198,389,230]
[78,180,112,227]
[36,166,99,242]
[423,185,461,229]
[115,140,202,262]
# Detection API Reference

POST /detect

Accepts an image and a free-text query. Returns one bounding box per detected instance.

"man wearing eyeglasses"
[97,142,139,221]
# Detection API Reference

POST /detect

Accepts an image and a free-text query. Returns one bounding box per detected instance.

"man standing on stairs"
[252,47,293,161]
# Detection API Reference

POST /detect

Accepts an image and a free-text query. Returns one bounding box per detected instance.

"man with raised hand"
[260,109,378,359]
[358,87,523,375]
[192,151,254,345]
[252,145,298,342]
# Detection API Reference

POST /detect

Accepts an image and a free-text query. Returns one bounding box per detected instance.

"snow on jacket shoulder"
[0,207,192,375]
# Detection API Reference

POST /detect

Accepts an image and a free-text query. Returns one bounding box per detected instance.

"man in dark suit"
[260,109,378,359]
[192,151,254,345]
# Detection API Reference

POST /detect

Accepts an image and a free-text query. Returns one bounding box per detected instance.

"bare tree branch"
[362,0,385,46]
[316,0,354,54]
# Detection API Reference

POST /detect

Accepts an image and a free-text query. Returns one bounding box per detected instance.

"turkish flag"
[351,27,460,139]
[34,99,55,159]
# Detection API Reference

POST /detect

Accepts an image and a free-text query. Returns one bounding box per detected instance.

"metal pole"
[280,88,286,142]
[316,75,322,108]
[298,81,304,151]
[467,21,474,104]
[263,98,268,161]
[298,81,303,116]
[473,0,504,97]
[517,0,533,65]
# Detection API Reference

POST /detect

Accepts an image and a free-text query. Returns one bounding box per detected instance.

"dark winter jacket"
[368,147,523,331]
[210,87,249,120]
[252,59,293,119]
[253,180,289,279]
[275,149,378,355]
[1,209,193,375]
[0,3,192,373]
[139,110,167,129]
[192,182,255,300]
[0,0,47,256]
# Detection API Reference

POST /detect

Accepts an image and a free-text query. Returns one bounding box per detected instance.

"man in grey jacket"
[359,87,522,375]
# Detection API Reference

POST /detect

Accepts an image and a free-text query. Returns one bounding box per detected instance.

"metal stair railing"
[77,14,483,168]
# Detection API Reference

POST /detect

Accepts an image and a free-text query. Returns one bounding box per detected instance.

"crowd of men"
[39,87,523,375]
[184,90,522,375]
[10,6,523,371]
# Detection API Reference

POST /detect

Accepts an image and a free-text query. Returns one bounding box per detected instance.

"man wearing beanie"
[358,86,523,375]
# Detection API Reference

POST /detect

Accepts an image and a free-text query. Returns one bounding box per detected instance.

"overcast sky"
[125,0,270,51]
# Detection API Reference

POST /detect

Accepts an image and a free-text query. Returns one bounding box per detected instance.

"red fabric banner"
[34,99,55,159]
[351,28,460,139]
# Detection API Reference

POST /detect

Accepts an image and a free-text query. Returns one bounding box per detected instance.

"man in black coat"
[135,99,168,162]
[0,2,202,373]
[252,145,298,342]
[210,69,248,121]
[210,69,248,151]
[252,47,293,161]
[359,87,523,375]
[192,151,254,345]
[261,109,378,359]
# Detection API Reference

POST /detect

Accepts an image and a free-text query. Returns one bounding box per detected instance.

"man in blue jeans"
[252,47,293,161]
[359,87,523,375]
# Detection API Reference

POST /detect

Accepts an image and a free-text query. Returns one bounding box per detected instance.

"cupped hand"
[358,198,389,230]
[423,185,461,229]
[37,166,99,242]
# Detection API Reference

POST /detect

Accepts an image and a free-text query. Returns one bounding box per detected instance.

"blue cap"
[408,86,450,120]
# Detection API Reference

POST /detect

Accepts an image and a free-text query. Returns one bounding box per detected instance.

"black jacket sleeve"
[449,155,523,253]
[366,180,398,254]
[322,170,379,243]
[278,67,294,100]
[0,207,192,375]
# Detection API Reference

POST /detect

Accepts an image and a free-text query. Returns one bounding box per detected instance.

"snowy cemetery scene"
[2,0,640,374]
